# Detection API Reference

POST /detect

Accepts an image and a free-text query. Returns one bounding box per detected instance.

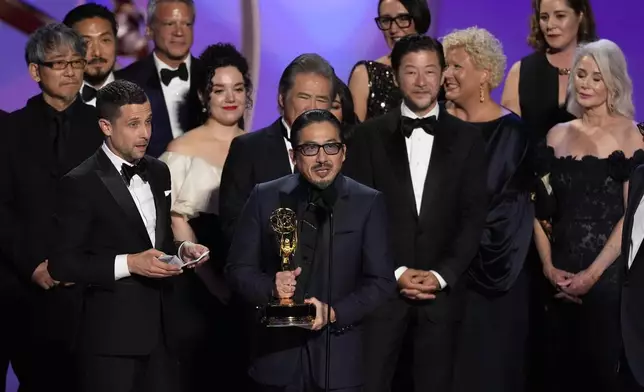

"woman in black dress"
[534,39,644,392]
[441,27,534,392]
[348,0,431,121]
[501,0,597,143]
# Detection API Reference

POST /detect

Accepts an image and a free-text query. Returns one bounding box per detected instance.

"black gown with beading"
[535,143,644,392]
[351,60,402,120]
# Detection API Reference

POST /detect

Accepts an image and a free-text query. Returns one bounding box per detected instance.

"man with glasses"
[0,23,103,392]
[220,53,336,245]
[226,109,394,391]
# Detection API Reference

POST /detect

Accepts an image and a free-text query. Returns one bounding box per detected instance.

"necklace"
[558,67,571,76]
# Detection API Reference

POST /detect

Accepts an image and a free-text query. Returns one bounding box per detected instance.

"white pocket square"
[164,190,171,196]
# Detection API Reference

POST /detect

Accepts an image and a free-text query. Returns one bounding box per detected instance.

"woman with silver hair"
[441,27,533,392]
[533,39,644,392]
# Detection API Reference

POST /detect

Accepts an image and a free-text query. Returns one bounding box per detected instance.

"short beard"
[312,179,333,189]
[84,68,113,87]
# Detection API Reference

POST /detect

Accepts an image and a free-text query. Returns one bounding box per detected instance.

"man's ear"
[278,93,285,114]
[28,63,41,83]
[289,148,295,165]
[98,118,112,138]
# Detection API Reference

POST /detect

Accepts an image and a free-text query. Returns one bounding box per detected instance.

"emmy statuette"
[263,208,315,327]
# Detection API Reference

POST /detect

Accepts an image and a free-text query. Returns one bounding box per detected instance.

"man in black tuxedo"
[219,53,336,243]
[226,109,395,391]
[343,35,488,392]
[63,3,119,107]
[0,23,104,391]
[620,164,644,391]
[116,0,204,157]
[49,80,209,392]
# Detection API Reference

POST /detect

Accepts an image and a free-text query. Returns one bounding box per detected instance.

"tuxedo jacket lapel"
[383,108,417,220]
[277,175,306,254]
[418,111,455,223]
[146,158,168,249]
[328,175,351,234]
[625,176,644,273]
[143,56,173,137]
[266,120,293,176]
[95,149,152,247]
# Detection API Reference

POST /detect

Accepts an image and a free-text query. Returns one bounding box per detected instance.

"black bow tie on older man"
[121,160,148,184]
[81,85,98,102]
[160,62,189,86]
[400,115,438,138]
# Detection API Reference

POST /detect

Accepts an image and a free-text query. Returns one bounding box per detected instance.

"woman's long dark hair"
[527,0,597,51]
[334,76,360,141]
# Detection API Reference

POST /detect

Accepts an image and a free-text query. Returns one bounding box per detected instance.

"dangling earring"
[479,84,485,103]
[202,106,207,113]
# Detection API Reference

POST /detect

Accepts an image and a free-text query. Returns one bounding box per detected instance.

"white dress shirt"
[82,72,115,107]
[153,53,191,139]
[102,143,157,280]
[629,194,644,269]
[281,117,295,172]
[393,102,447,289]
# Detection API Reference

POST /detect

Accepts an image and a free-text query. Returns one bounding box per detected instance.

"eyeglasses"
[375,14,413,31]
[39,59,87,70]
[295,142,344,157]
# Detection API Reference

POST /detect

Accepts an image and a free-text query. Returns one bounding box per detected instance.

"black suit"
[115,54,204,157]
[225,173,395,390]
[220,118,292,243]
[620,165,644,391]
[49,148,188,392]
[0,95,103,391]
[343,104,488,391]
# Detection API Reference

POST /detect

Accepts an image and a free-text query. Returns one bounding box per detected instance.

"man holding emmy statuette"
[48,80,210,392]
[226,109,395,392]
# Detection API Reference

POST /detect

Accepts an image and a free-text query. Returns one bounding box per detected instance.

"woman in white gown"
[159,42,252,391]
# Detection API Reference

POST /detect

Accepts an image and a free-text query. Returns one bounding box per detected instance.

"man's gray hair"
[567,39,635,119]
[146,0,195,25]
[278,53,336,104]
[24,23,85,65]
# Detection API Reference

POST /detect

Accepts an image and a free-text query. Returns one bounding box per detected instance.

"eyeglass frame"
[38,59,88,70]
[374,13,413,31]
[294,142,345,157]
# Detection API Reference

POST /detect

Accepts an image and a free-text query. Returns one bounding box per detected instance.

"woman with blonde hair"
[441,26,534,392]
[533,39,644,392]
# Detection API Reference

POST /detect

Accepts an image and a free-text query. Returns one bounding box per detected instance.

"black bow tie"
[121,160,148,184]
[160,62,188,86]
[401,116,438,138]
[81,85,97,102]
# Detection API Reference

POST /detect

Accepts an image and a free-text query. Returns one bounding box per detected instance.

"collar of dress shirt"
[153,51,192,77]
[400,100,440,120]
[281,117,292,141]
[102,142,135,173]
[83,72,115,91]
